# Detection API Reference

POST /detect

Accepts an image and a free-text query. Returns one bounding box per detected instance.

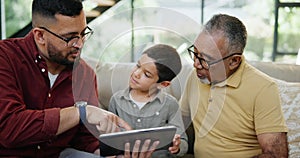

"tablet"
[99,126,176,157]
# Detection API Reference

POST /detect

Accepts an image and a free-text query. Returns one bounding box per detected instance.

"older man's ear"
[229,55,242,70]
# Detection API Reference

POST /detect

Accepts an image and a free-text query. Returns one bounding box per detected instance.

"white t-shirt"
[129,93,147,109]
[48,72,58,88]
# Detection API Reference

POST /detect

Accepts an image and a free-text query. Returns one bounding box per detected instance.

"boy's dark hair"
[142,44,182,83]
[32,0,83,27]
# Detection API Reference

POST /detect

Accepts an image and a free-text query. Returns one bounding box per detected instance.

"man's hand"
[252,132,288,158]
[169,134,181,154]
[94,149,100,155]
[86,105,132,133]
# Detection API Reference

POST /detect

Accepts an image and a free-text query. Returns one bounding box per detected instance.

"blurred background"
[1,0,300,64]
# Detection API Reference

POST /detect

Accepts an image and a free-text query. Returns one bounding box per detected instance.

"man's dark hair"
[32,0,83,26]
[142,44,182,83]
[204,14,247,54]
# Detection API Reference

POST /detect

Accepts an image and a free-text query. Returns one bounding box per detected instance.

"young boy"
[109,44,188,157]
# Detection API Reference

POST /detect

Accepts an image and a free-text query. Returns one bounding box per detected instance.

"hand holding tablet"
[99,126,177,157]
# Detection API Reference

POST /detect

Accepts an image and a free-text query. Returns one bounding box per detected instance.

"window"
[3,0,32,38]
[84,0,287,64]
[273,0,300,63]
[2,0,299,64]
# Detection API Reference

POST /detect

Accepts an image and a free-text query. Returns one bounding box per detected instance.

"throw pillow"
[274,79,300,157]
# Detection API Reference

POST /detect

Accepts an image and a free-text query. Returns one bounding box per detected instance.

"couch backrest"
[249,61,300,82]
[95,60,300,109]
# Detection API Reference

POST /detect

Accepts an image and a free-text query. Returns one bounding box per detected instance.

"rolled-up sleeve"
[43,108,61,136]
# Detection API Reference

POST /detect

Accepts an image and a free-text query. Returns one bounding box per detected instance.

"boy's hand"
[116,139,159,158]
[169,134,181,154]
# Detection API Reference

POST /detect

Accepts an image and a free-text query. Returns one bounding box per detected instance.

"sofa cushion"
[275,79,300,157]
[96,62,133,109]
[249,61,300,82]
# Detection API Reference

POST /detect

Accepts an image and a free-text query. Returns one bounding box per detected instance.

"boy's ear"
[158,81,171,88]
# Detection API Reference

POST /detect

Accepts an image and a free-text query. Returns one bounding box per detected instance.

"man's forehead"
[193,31,225,59]
[194,31,211,46]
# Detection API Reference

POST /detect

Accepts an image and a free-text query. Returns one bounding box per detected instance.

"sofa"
[94,59,300,157]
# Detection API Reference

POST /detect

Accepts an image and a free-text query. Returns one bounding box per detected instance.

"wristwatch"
[74,101,87,124]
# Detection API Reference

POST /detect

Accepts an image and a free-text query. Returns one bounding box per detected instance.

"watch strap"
[75,101,87,124]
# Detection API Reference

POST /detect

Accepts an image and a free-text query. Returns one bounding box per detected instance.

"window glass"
[83,0,200,65]
[83,0,283,64]
[276,7,300,63]
[5,0,32,38]
[2,0,299,63]
[280,0,300,2]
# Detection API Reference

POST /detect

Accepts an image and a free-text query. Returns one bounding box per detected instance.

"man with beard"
[180,14,288,158]
[0,0,158,157]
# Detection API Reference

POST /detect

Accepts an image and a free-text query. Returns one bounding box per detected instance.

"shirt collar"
[25,31,41,61]
[122,87,164,103]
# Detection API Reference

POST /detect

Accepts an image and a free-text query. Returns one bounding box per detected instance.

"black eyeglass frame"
[187,45,242,70]
[39,26,94,47]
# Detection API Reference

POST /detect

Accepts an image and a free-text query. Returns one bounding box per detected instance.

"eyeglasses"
[187,45,242,70]
[39,26,93,47]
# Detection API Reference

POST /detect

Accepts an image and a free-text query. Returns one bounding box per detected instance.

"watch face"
[75,101,87,107]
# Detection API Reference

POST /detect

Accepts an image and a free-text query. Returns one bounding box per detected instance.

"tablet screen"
[99,126,176,157]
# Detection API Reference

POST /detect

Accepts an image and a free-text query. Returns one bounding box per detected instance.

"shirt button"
[41,68,45,72]
[48,93,51,98]
[209,98,213,102]
[38,55,42,59]
[35,59,38,63]
[156,112,159,115]
[133,105,137,108]
[37,145,41,150]
[137,119,141,122]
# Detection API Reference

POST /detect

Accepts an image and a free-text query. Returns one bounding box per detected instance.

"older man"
[180,14,288,158]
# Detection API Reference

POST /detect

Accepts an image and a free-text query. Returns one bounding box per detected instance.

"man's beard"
[47,43,80,66]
